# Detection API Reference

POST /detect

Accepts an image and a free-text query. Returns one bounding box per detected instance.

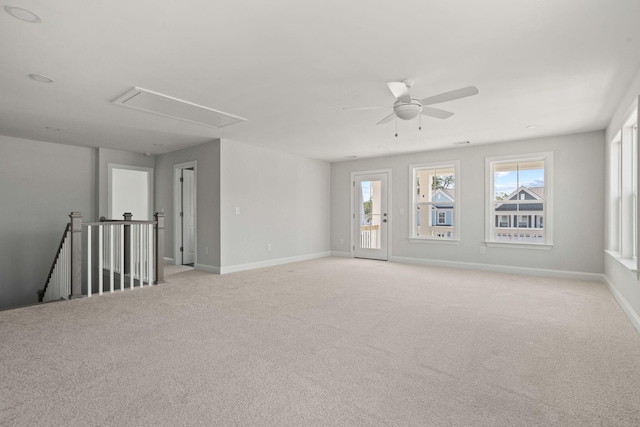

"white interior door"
[354,172,388,260]
[182,168,196,265]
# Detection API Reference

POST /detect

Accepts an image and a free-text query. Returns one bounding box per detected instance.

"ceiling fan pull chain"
[419,114,422,131]
[395,116,398,137]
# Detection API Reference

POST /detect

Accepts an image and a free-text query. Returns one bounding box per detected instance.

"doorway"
[353,171,389,260]
[108,164,153,220]
[174,162,197,266]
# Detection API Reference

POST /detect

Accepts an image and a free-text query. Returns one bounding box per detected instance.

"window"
[609,105,638,269]
[411,161,459,241]
[486,152,553,247]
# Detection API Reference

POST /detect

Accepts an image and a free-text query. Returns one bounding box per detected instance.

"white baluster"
[139,224,144,287]
[98,225,103,295]
[120,224,124,291]
[109,225,114,293]
[87,226,92,297]
[148,223,153,285]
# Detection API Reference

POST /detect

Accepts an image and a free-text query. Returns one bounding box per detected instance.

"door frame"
[351,168,392,260]
[174,161,197,266]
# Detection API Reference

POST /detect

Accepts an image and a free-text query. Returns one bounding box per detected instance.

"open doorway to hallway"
[174,161,196,268]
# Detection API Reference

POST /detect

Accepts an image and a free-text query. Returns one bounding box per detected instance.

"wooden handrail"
[37,223,71,302]
[85,220,157,226]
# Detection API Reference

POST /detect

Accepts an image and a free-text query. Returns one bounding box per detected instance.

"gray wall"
[0,136,96,309]
[155,140,221,268]
[220,140,330,270]
[331,131,605,275]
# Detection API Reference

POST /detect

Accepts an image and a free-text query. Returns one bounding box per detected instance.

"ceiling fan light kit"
[394,101,422,120]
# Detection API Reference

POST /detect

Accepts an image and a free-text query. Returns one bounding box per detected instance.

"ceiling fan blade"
[420,86,479,106]
[376,112,396,125]
[421,107,454,119]
[342,105,386,110]
[387,82,411,102]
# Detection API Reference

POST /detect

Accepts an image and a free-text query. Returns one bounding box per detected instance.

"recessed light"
[377,146,387,150]
[29,74,54,83]
[4,6,41,23]
[526,125,537,129]
[453,141,470,145]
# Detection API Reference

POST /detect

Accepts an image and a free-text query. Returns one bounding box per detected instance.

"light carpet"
[1,257,639,426]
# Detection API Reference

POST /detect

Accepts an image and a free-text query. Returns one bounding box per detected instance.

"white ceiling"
[2,0,640,162]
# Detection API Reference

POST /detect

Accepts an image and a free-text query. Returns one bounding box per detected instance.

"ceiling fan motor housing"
[394,100,422,120]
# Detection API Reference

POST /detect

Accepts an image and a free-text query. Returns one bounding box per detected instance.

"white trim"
[485,241,553,250]
[389,255,604,282]
[485,152,553,246]
[163,257,174,263]
[603,275,640,334]
[219,251,331,274]
[408,238,460,245]
[409,160,460,241]
[605,250,637,271]
[350,169,392,260]
[107,163,154,220]
[174,161,197,267]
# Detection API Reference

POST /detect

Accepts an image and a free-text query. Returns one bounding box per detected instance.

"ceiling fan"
[345,80,479,135]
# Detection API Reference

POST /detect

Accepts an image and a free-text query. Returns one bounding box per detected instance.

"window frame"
[485,152,553,249]
[409,160,460,243]
[607,104,639,272]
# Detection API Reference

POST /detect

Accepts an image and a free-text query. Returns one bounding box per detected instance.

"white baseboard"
[195,263,221,274]
[164,257,174,263]
[330,251,351,258]
[219,251,331,274]
[389,255,605,282]
[603,275,640,334]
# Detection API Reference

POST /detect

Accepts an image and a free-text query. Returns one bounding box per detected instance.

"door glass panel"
[359,180,381,249]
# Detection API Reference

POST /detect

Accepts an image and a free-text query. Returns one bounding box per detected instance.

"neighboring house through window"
[410,161,459,241]
[486,152,553,247]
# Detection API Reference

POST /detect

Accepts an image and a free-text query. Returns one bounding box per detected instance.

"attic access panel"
[112,87,246,128]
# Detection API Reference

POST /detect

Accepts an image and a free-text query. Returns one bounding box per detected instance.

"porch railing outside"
[360,225,380,249]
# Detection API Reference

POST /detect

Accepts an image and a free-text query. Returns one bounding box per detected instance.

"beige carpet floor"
[1,257,639,426]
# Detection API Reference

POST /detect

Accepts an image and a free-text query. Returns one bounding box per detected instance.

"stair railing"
[38,223,71,302]
[38,212,164,302]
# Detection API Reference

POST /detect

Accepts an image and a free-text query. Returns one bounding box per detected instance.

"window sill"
[485,241,553,250]
[409,238,460,245]
[605,250,637,272]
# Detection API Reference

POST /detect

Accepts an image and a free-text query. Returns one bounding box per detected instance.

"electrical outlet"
[480,246,486,254]
[235,207,240,215]
[267,243,272,251]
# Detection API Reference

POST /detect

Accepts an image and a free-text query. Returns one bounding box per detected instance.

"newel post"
[154,212,165,284]
[69,212,83,299]
[123,212,132,275]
